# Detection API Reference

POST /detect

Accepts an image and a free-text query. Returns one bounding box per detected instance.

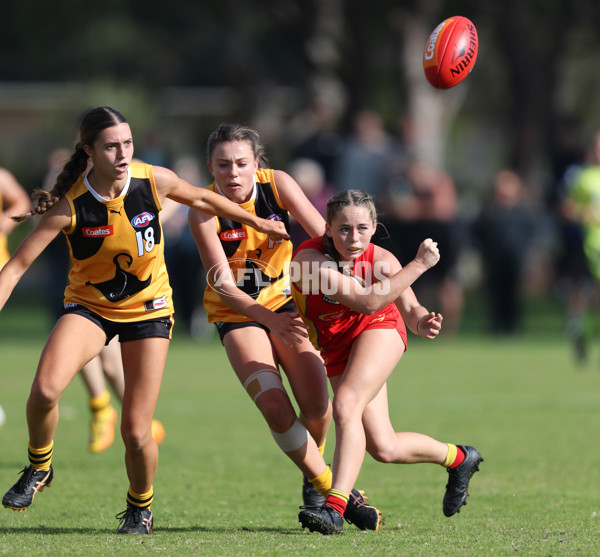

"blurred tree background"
[3,0,600,338]
[2,0,599,189]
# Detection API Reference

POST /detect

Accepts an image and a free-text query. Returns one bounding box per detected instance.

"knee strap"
[270,418,309,453]
[243,368,286,403]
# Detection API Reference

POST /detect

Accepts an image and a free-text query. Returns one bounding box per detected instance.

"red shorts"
[321,311,407,377]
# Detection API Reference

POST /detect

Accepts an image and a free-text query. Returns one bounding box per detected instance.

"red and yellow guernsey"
[62,161,173,322]
[203,168,292,323]
[291,237,406,372]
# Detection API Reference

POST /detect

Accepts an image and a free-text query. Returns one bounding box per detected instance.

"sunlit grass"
[1,299,599,556]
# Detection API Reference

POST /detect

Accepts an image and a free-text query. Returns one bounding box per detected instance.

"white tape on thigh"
[270,418,309,453]
[243,369,286,403]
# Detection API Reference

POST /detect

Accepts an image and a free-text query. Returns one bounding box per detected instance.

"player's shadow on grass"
[0,526,304,535]
[159,526,303,535]
[0,527,108,534]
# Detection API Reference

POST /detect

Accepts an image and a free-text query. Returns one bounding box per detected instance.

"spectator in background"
[385,160,465,336]
[473,169,537,335]
[291,99,343,186]
[161,155,207,337]
[138,129,168,167]
[332,110,398,202]
[287,158,334,249]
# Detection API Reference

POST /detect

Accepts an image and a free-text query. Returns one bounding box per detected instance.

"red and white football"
[423,16,478,90]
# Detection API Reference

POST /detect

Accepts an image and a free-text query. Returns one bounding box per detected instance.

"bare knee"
[121,423,152,452]
[29,380,61,410]
[298,396,331,423]
[332,387,361,426]
[366,440,397,463]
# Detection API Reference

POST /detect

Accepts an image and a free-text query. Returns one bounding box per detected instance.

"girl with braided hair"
[291,190,483,535]
[0,106,287,534]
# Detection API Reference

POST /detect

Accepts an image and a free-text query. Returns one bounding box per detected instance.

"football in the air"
[423,16,478,89]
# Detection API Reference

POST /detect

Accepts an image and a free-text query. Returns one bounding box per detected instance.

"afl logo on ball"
[131,212,155,228]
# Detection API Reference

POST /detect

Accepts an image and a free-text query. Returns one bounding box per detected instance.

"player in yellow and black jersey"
[0,107,288,534]
[0,167,30,269]
[0,167,30,432]
[188,124,381,531]
[62,160,173,322]
[201,166,292,323]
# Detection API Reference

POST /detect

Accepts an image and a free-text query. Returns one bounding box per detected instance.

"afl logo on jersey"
[131,212,155,228]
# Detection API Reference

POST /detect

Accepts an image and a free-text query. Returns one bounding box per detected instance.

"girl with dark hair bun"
[0,107,287,534]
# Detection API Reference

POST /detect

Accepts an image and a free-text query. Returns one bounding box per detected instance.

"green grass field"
[1,298,599,556]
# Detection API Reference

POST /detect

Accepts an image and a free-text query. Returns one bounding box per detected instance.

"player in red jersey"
[291,189,483,534]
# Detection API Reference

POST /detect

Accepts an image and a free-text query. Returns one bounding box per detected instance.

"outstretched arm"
[153,165,289,241]
[395,285,443,338]
[292,238,440,316]
[0,199,70,310]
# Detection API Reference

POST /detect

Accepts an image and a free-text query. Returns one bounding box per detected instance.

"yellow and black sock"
[126,486,153,509]
[28,441,53,471]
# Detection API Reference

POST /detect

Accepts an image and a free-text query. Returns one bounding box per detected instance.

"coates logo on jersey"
[220,228,248,241]
[131,212,155,228]
[82,225,114,238]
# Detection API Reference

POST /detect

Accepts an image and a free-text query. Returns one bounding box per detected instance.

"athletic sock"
[309,466,332,497]
[325,489,348,515]
[28,441,53,471]
[317,441,326,456]
[89,389,112,414]
[127,486,153,509]
[443,443,465,469]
